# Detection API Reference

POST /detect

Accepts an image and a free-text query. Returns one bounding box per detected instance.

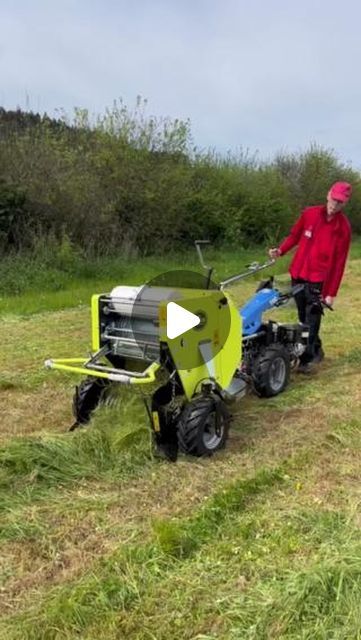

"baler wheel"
[177,395,230,457]
[70,377,110,430]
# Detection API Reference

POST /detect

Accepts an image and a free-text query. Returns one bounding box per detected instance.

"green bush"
[223,166,294,246]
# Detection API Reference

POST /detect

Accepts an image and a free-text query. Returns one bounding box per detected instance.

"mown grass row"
[0,426,360,639]
[0,394,154,513]
[2,416,361,640]
[119,509,361,640]
[0,465,287,639]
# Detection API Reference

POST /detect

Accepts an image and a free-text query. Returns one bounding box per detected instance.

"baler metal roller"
[100,285,171,361]
[108,285,181,318]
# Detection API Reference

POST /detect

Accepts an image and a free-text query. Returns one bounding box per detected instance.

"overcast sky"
[1,0,360,166]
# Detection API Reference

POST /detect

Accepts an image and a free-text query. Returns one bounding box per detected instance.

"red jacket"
[278,205,351,297]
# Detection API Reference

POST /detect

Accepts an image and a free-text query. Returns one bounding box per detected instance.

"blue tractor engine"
[240,287,281,336]
[237,277,309,397]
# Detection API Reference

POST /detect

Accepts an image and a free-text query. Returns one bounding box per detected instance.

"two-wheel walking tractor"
[45,243,309,460]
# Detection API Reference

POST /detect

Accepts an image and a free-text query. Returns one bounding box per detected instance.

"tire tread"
[252,344,290,397]
[72,377,110,425]
[177,396,229,456]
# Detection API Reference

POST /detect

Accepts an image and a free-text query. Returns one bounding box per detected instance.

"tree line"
[0,99,360,257]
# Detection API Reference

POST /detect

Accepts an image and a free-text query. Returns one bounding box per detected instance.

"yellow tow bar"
[44,358,160,385]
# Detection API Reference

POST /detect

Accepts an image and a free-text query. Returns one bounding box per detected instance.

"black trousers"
[292,278,323,364]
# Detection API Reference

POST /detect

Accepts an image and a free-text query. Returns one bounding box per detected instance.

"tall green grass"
[0,245,282,315]
[2,238,361,316]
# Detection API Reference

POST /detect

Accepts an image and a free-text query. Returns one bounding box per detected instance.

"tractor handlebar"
[220,259,276,289]
[194,241,335,312]
[194,240,277,290]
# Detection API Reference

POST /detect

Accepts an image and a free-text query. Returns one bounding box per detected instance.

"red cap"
[329,181,352,203]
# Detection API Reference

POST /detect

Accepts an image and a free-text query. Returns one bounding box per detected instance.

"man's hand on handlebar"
[324,295,334,307]
[268,248,281,260]
[322,295,334,311]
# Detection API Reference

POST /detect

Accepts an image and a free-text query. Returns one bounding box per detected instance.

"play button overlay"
[167,302,201,339]
[123,269,233,370]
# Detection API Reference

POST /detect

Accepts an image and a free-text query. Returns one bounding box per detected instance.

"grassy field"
[1,247,361,639]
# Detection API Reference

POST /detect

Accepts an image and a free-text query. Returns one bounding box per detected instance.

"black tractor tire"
[252,344,290,397]
[71,377,110,430]
[177,395,230,457]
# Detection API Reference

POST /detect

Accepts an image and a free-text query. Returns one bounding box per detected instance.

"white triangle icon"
[166,302,201,339]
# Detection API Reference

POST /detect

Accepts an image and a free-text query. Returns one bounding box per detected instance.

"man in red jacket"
[269,181,352,372]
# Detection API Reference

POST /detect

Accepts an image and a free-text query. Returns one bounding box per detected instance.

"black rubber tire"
[177,395,230,457]
[71,377,110,428]
[252,344,290,397]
